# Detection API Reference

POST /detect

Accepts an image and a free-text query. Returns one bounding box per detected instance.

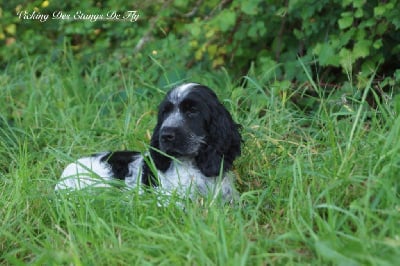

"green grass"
[1,54,399,265]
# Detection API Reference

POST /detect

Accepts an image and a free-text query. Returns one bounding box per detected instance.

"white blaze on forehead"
[168,83,199,103]
[161,110,184,129]
[161,83,199,130]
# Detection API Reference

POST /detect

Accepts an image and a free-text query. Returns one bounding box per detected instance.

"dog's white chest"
[158,160,213,197]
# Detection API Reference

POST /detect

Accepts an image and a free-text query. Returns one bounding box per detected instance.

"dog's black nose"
[161,127,176,142]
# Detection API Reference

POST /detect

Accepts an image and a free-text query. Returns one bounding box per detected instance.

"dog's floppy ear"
[195,91,242,177]
[149,119,172,172]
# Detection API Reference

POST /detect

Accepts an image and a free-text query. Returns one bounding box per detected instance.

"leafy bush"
[177,0,400,88]
[1,0,399,93]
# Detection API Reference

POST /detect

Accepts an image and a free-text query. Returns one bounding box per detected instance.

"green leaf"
[339,29,355,46]
[187,19,201,36]
[341,0,353,7]
[373,39,383,49]
[217,10,236,32]
[354,8,363,18]
[374,6,386,17]
[248,21,266,38]
[353,39,371,59]
[338,15,354,29]
[391,17,400,29]
[241,0,261,15]
[339,48,354,72]
[352,0,366,8]
[317,42,340,67]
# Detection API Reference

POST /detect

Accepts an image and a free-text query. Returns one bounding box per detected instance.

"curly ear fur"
[195,91,242,177]
[149,122,172,172]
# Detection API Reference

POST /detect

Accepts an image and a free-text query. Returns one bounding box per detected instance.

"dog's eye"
[186,106,199,117]
[161,103,173,116]
[180,100,199,118]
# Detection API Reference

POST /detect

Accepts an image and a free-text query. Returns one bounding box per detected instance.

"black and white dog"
[55,83,242,202]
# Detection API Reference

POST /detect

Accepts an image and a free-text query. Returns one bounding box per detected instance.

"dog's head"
[150,83,242,177]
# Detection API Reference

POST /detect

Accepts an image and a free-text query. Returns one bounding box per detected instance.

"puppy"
[55,83,242,202]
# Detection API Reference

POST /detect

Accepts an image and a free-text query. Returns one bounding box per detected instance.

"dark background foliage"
[1,0,399,102]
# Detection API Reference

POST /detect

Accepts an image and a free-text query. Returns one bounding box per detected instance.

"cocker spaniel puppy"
[55,83,242,202]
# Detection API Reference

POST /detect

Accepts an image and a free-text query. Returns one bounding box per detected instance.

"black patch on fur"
[141,155,160,187]
[100,151,140,180]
